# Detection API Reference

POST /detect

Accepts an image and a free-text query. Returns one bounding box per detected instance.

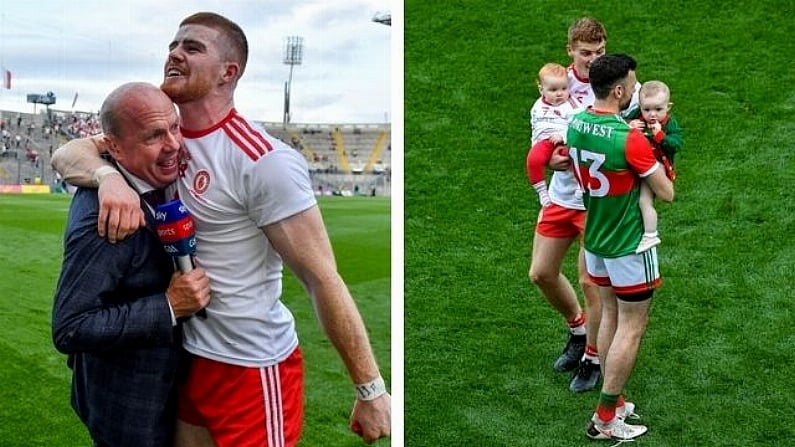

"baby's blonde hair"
[639,80,671,102]
[537,63,567,87]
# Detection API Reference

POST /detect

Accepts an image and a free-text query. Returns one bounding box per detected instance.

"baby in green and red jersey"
[627,80,683,253]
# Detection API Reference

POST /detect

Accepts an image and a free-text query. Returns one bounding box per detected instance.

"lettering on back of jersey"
[570,117,614,139]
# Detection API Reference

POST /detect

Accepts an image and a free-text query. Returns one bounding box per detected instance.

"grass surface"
[404,1,795,445]
[0,193,390,446]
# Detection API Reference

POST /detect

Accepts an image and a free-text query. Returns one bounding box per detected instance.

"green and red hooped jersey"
[566,109,659,258]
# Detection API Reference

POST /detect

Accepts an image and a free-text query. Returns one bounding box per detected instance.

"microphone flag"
[155,199,206,318]
[154,199,196,263]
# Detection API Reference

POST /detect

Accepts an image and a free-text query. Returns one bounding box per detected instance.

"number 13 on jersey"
[569,147,609,198]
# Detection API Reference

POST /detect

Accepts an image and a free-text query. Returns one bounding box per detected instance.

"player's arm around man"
[52,135,146,241]
[263,205,391,444]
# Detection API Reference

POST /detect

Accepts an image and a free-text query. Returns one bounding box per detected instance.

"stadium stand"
[0,110,391,197]
[0,110,74,189]
[260,121,391,197]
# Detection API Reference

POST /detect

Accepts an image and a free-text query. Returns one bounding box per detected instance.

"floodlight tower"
[372,11,391,26]
[283,36,304,126]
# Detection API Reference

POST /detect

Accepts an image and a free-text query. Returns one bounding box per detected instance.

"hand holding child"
[628,119,645,129]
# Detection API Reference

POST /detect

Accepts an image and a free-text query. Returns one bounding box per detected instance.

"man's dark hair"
[589,54,637,99]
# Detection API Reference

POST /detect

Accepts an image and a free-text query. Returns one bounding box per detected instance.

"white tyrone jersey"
[567,63,641,113]
[178,109,316,367]
[568,65,595,108]
[544,65,598,209]
[530,97,582,145]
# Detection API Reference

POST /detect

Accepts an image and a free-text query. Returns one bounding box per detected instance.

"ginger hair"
[567,17,607,46]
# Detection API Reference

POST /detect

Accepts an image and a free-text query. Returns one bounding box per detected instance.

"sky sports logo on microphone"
[154,199,196,257]
[154,202,190,222]
[156,220,194,240]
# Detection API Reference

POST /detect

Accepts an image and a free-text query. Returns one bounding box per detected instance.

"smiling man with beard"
[52,12,390,447]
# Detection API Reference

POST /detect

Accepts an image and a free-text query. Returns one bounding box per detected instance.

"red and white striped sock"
[567,312,586,335]
[583,344,599,364]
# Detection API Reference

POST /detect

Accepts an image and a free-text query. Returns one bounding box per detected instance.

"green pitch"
[0,193,390,446]
[405,1,795,446]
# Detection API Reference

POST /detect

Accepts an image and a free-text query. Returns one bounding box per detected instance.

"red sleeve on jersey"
[625,130,658,177]
[526,139,555,184]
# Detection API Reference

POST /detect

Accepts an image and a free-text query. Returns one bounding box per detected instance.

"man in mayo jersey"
[567,53,673,441]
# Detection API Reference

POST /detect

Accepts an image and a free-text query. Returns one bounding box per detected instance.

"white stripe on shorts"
[642,249,657,285]
[261,365,285,447]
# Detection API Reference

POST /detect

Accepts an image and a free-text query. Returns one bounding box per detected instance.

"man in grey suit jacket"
[52,82,211,447]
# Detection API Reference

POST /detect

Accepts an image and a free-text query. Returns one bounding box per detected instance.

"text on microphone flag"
[154,199,191,223]
[156,216,195,243]
[161,237,197,256]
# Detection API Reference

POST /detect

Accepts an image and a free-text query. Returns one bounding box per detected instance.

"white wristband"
[354,376,387,401]
[93,165,121,186]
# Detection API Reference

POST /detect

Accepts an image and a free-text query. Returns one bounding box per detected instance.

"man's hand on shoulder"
[97,173,145,243]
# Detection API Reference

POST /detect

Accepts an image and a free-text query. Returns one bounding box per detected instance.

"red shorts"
[535,203,586,238]
[178,347,304,447]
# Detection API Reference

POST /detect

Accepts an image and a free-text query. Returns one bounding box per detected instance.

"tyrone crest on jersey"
[192,169,211,195]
